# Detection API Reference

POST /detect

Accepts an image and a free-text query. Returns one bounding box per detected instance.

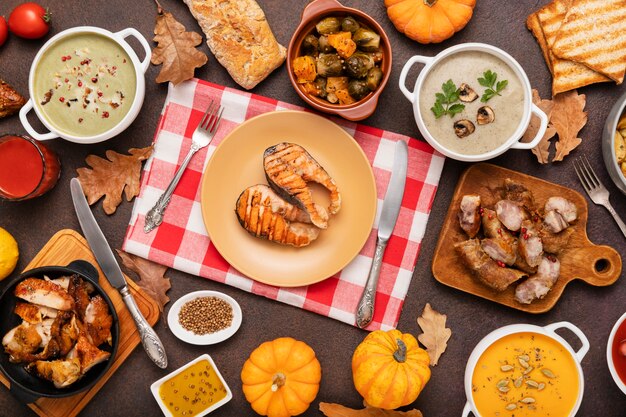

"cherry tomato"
[0,16,7,47]
[8,3,50,39]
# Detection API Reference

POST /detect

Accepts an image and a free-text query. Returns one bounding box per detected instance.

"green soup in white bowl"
[20,26,151,144]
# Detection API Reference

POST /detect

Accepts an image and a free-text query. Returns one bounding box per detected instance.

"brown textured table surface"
[1,1,626,416]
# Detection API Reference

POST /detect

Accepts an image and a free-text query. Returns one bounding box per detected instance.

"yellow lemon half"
[0,227,19,280]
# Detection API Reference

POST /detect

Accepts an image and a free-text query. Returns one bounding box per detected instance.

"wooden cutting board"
[0,229,160,417]
[432,163,622,313]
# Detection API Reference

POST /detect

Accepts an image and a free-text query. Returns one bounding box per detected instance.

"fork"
[144,101,224,233]
[573,155,626,238]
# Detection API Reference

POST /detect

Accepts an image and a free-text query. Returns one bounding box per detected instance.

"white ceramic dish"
[607,312,626,395]
[602,91,626,195]
[399,42,548,162]
[19,26,151,144]
[150,354,232,417]
[167,291,242,345]
[462,321,589,417]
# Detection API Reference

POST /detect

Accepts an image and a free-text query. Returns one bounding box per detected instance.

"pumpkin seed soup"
[33,33,136,137]
[472,332,579,416]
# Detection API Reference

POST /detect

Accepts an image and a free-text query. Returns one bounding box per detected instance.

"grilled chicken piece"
[68,274,91,320]
[458,195,481,237]
[495,200,528,232]
[236,185,321,247]
[47,276,70,291]
[544,197,577,223]
[504,178,536,211]
[518,220,543,268]
[263,143,341,229]
[543,210,570,233]
[67,335,111,373]
[455,239,527,291]
[28,358,82,388]
[58,314,80,356]
[14,302,58,324]
[481,238,516,265]
[539,225,574,254]
[2,323,43,362]
[0,79,26,118]
[482,208,515,242]
[84,295,113,346]
[515,256,561,304]
[15,278,74,311]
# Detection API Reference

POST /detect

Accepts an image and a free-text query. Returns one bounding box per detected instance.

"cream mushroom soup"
[33,33,136,137]
[419,51,524,155]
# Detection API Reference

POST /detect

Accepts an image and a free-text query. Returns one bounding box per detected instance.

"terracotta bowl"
[287,0,392,121]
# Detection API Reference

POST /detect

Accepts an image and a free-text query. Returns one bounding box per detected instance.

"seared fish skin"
[235,184,320,247]
[263,142,341,229]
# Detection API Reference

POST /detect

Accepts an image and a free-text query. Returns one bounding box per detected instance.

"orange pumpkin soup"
[472,332,579,416]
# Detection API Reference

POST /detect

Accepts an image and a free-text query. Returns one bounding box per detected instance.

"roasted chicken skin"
[263,142,341,229]
[235,184,320,247]
[28,358,82,389]
[15,278,74,311]
[515,256,561,304]
[458,194,481,238]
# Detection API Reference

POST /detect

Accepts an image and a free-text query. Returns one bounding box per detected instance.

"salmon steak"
[263,142,341,229]
[235,184,321,247]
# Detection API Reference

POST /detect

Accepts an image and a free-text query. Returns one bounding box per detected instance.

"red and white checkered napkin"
[123,78,444,331]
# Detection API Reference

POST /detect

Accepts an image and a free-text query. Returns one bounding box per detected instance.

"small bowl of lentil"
[167,291,242,345]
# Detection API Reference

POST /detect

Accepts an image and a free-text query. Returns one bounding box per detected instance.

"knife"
[356,140,408,329]
[70,178,168,369]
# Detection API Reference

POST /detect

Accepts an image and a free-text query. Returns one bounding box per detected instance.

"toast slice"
[552,0,626,84]
[526,12,553,76]
[536,0,610,95]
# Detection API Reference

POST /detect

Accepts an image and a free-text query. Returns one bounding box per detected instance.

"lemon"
[0,227,19,280]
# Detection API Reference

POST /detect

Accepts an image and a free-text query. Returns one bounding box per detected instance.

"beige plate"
[200,111,377,287]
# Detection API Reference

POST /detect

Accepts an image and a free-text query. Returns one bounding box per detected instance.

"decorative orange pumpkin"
[241,337,322,417]
[352,329,431,409]
[384,0,476,44]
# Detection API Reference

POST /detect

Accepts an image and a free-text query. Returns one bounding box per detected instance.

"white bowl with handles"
[399,42,548,162]
[462,321,589,417]
[19,26,151,144]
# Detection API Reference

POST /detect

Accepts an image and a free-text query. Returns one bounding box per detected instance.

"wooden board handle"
[573,244,622,286]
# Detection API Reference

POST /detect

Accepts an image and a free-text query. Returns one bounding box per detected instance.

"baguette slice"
[551,0,626,84]
[183,0,286,90]
[535,0,610,95]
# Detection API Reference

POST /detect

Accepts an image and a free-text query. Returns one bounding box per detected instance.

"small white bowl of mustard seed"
[167,291,242,345]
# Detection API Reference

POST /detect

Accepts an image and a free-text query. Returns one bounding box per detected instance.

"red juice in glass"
[0,135,61,200]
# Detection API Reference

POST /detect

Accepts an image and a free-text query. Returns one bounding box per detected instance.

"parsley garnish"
[477,70,508,102]
[431,79,465,119]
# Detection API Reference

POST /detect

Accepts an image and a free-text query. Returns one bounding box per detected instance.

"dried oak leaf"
[77,146,153,215]
[116,250,171,313]
[320,402,423,417]
[151,2,208,85]
[523,89,557,164]
[551,90,587,162]
[417,303,451,366]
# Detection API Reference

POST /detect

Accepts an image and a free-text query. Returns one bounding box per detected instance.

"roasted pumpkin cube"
[328,32,357,58]
[301,82,321,97]
[326,76,349,94]
[335,89,356,105]
[615,131,626,163]
[292,56,317,83]
[618,114,626,131]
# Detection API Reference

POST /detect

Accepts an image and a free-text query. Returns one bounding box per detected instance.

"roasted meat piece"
[543,210,570,234]
[518,220,543,268]
[2,323,43,361]
[15,278,74,311]
[0,79,26,118]
[544,197,577,223]
[503,178,536,211]
[235,184,320,247]
[263,142,341,229]
[481,238,516,265]
[28,358,82,388]
[495,200,528,232]
[14,301,58,323]
[515,256,561,304]
[455,239,527,292]
[539,225,574,254]
[458,194,481,238]
[84,295,113,346]
[67,335,111,373]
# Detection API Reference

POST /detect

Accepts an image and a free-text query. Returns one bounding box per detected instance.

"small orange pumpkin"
[384,0,476,44]
[241,337,321,417]
[352,329,431,409]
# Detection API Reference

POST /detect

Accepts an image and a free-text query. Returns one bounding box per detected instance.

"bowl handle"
[115,28,152,74]
[18,100,58,141]
[66,259,100,283]
[510,103,548,150]
[301,0,344,21]
[544,321,590,362]
[462,402,474,417]
[399,55,433,102]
